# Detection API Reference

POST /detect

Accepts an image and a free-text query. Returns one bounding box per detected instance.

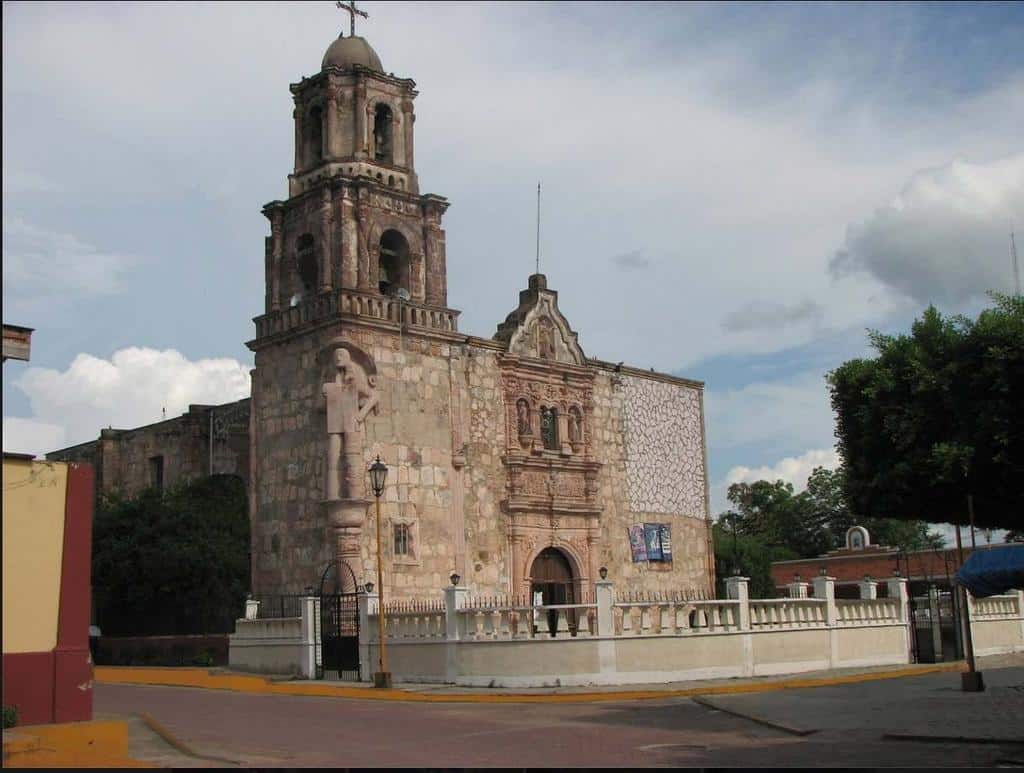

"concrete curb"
[138,713,242,766]
[95,661,966,704]
[690,695,817,736]
[883,732,1024,746]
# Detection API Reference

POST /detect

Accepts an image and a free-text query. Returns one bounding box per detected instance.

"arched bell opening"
[378,229,411,297]
[373,103,394,164]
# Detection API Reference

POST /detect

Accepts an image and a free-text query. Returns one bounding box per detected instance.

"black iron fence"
[250,593,308,620]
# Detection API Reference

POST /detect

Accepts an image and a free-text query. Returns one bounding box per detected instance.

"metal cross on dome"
[336,0,369,38]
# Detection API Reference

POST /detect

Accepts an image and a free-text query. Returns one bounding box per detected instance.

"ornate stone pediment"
[494,274,584,366]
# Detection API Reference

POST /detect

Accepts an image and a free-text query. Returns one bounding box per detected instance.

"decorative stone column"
[320,186,333,293]
[325,84,339,159]
[725,576,750,630]
[812,575,837,626]
[293,105,304,171]
[270,209,283,311]
[859,577,879,600]
[354,80,366,158]
[595,579,614,637]
[401,100,415,171]
[885,576,909,622]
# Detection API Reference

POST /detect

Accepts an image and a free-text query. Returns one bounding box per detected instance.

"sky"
[3,1,1023,541]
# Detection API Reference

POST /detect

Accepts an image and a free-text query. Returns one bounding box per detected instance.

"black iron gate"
[317,561,361,680]
[908,587,963,663]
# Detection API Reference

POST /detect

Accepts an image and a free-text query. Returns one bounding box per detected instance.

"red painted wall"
[2,463,93,725]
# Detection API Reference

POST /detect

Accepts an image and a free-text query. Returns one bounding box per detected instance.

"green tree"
[92,474,250,636]
[828,294,1024,530]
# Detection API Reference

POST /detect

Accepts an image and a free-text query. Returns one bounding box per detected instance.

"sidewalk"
[95,657,980,704]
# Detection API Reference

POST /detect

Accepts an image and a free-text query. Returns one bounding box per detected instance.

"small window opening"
[388,174,395,187]
[373,103,394,163]
[150,455,164,492]
[540,407,559,450]
[394,523,411,556]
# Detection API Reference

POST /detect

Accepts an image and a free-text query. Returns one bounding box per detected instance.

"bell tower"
[255,21,454,325]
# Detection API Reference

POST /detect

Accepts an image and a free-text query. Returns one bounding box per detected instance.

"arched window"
[540,406,558,450]
[309,106,323,163]
[378,229,410,296]
[373,103,394,164]
[296,234,317,301]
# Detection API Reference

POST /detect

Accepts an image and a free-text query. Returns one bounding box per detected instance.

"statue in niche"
[516,398,532,436]
[323,347,380,502]
[568,407,582,445]
[537,317,556,360]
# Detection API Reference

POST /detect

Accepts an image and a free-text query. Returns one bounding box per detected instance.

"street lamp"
[368,455,391,688]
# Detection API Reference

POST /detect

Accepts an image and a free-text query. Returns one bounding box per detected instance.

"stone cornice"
[290,67,417,94]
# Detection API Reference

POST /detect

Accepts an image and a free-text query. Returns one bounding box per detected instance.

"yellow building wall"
[2,458,68,654]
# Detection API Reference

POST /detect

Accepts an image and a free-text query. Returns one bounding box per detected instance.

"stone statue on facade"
[516,398,532,437]
[323,347,379,502]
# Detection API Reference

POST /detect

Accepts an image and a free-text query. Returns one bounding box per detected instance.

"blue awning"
[954,545,1024,598]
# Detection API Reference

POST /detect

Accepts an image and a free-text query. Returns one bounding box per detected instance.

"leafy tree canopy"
[828,293,1023,529]
[716,465,944,584]
[92,474,250,636]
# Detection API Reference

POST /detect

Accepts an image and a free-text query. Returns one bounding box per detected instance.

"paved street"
[95,661,1024,768]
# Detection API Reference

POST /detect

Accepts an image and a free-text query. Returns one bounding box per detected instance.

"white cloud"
[724,448,840,490]
[2,417,67,458]
[12,347,251,451]
[2,217,138,297]
[830,154,1024,305]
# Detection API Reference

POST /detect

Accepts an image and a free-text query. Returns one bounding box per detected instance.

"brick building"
[770,525,996,598]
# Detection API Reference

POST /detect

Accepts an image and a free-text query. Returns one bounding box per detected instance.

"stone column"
[859,578,878,600]
[401,100,415,171]
[358,589,377,682]
[341,193,358,289]
[885,577,909,622]
[595,580,614,637]
[270,209,284,311]
[444,582,469,641]
[325,84,339,159]
[510,534,526,597]
[244,597,260,620]
[354,80,366,158]
[300,594,317,679]
[293,105,304,172]
[812,575,837,626]
[356,200,374,292]
[725,576,750,630]
[320,186,333,293]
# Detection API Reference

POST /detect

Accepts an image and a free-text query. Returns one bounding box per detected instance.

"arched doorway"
[529,547,577,636]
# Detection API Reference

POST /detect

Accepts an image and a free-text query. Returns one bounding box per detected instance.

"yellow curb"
[95,661,966,704]
[2,719,155,768]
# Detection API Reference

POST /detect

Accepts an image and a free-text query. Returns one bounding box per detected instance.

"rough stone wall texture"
[588,372,712,594]
[47,402,250,501]
[251,325,464,596]
[620,375,707,518]
[252,322,713,599]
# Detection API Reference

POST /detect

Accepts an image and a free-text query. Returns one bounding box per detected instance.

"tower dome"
[321,35,383,72]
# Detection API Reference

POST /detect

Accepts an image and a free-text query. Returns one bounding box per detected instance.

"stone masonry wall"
[252,326,712,599]
[588,371,713,594]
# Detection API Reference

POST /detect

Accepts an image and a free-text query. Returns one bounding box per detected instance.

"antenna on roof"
[1012,231,1020,297]
[535,182,541,276]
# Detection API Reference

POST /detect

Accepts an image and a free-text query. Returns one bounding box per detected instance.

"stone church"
[51,24,716,605]
[248,27,715,603]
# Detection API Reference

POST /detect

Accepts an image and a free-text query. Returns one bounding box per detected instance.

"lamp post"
[368,455,391,688]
